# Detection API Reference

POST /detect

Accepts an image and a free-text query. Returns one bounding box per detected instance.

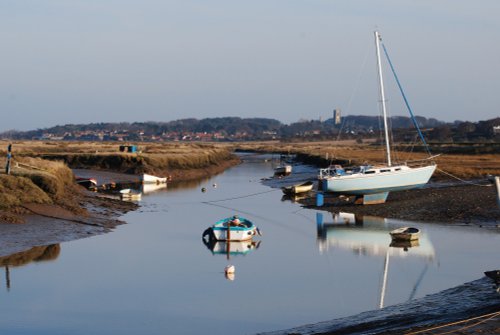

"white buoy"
[213,183,217,188]
[224,265,235,281]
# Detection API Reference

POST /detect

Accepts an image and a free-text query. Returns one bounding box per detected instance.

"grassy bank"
[2,140,498,181]
[1,141,239,182]
[0,156,85,224]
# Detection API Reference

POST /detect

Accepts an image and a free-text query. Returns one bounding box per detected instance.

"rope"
[381,42,433,158]
[436,168,493,187]
[404,310,500,335]
[202,188,279,204]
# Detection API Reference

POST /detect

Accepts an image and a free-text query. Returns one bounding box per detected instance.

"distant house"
[119,145,137,153]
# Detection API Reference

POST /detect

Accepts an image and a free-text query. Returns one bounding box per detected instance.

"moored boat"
[140,173,167,184]
[484,270,500,285]
[275,164,292,176]
[75,177,98,190]
[203,216,261,241]
[318,31,436,204]
[281,181,314,195]
[390,227,420,241]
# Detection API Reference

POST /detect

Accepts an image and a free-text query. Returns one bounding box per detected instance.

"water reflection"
[281,194,308,203]
[316,212,436,308]
[315,212,435,260]
[0,244,60,291]
[141,182,167,194]
[202,238,261,258]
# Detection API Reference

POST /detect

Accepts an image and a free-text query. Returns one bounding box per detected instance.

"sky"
[0,0,499,132]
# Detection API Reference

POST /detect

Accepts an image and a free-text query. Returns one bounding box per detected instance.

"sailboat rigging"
[318,31,437,204]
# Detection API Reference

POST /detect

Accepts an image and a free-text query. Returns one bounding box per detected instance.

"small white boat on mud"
[75,177,98,190]
[274,164,292,176]
[390,227,420,241]
[140,173,167,184]
[120,188,142,200]
[203,216,261,241]
[281,181,314,195]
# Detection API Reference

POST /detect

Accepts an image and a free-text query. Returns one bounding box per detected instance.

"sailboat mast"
[375,31,392,166]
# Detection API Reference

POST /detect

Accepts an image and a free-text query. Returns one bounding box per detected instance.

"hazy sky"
[0,0,499,131]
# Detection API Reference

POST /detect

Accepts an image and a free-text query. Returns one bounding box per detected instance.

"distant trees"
[0,115,498,143]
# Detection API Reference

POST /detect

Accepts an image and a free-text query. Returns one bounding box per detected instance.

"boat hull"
[320,165,436,195]
[275,165,292,176]
[390,227,420,241]
[212,227,256,241]
[282,181,314,195]
[141,173,167,184]
[208,217,259,241]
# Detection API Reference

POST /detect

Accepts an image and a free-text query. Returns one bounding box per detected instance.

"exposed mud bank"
[0,191,138,257]
[301,182,500,225]
[259,277,500,335]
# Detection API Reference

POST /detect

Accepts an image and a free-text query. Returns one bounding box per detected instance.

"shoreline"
[299,182,500,226]
[0,191,138,258]
[258,276,500,335]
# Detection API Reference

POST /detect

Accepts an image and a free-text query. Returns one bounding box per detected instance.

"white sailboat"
[318,31,437,204]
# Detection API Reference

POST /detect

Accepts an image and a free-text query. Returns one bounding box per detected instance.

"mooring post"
[495,176,500,208]
[5,143,12,175]
[316,192,324,207]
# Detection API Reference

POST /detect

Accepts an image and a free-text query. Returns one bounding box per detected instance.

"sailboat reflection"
[316,212,435,260]
[316,212,435,308]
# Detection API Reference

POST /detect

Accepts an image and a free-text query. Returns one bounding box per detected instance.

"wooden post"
[495,176,500,208]
[5,266,10,291]
[5,143,12,175]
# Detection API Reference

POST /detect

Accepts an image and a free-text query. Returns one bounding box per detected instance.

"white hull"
[212,228,256,241]
[320,164,436,195]
[275,165,292,175]
[141,173,167,184]
[318,31,437,200]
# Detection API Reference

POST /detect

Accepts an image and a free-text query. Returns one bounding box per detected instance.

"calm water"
[1,154,499,335]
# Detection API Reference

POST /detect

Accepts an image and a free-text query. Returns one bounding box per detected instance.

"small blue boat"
[203,216,260,241]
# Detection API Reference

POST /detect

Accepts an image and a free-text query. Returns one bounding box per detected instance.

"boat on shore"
[274,164,292,176]
[390,227,420,241]
[318,31,436,204]
[119,188,142,200]
[484,270,500,285]
[75,177,98,190]
[281,181,314,195]
[140,173,167,184]
[202,216,260,241]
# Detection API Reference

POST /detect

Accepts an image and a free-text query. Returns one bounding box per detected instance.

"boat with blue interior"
[202,216,261,242]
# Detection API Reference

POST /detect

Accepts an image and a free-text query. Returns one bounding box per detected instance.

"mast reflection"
[316,212,436,309]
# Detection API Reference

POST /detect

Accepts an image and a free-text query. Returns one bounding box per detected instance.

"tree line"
[1,116,498,143]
